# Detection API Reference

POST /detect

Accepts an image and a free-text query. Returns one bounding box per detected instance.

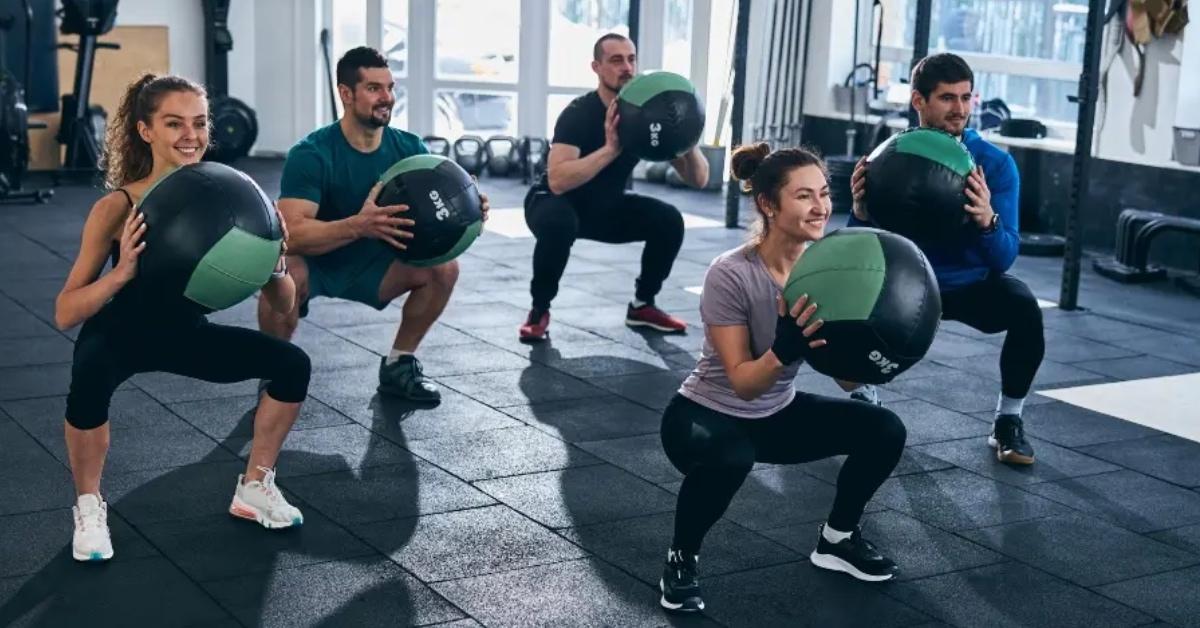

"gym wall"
[29,26,170,171]
[28,0,258,170]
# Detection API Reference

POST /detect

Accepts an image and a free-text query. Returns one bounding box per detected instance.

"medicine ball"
[134,162,282,314]
[782,228,941,384]
[375,154,483,267]
[863,127,975,245]
[617,71,704,162]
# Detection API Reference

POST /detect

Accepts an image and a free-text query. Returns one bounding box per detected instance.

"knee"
[871,408,908,452]
[1020,296,1044,333]
[267,343,311,403]
[651,203,685,237]
[528,201,578,241]
[65,383,113,430]
[431,259,460,290]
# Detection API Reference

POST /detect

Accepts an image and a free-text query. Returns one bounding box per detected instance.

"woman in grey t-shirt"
[658,144,908,614]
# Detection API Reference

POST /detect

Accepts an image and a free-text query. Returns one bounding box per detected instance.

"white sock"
[854,384,880,405]
[631,298,648,308]
[386,349,414,365]
[822,524,853,544]
[996,394,1025,417]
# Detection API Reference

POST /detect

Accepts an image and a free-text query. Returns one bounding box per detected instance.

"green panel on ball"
[783,232,887,322]
[618,71,696,107]
[892,129,975,177]
[404,220,484,268]
[184,227,282,311]
[378,154,450,183]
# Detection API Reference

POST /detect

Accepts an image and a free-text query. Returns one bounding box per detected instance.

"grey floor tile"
[889,562,1151,627]
[354,504,587,582]
[475,464,676,528]
[962,514,1200,586]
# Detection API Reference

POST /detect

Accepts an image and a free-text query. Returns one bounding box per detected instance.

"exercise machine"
[56,0,119,176]
[0,0,50,202]
[203,0,257,162]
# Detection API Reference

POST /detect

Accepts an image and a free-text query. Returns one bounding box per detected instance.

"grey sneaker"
[377,355,440,403]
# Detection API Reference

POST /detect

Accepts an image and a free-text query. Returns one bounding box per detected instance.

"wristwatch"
[981,212,1000,234]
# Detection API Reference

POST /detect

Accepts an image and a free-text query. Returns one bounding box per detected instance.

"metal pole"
[907,0,932,127]
[795,0,815,144]
[725,0,753,228]
[628,0,641,49]
[1059,0,1106,310]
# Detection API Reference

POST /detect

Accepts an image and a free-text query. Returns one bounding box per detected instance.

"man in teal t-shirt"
[259,46,488,403]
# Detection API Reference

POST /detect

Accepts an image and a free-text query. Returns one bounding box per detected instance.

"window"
[662,0,693,78]
[390,88,409,132]
[382,0,409,78]
[364,0,710,139]
[331,0,367,60]
[549,0,630,88]
[876,0,1086,123]
[435,90,518,139]
[436,0,520,83]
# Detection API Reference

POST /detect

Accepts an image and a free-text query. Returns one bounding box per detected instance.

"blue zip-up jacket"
[848,128,1021,290]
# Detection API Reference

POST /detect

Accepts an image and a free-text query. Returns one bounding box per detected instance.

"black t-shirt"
[540,91,639,208]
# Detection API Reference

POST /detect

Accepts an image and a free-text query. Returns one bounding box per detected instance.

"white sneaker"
[72,493,114,562]
[228,467,303,529]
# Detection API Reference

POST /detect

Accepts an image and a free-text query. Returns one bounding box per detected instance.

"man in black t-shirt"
[519,33,709,341]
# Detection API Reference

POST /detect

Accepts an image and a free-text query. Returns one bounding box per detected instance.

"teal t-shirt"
[279,123,428,274]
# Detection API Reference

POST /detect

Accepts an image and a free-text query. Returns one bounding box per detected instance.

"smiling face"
[914,80,974,136]
[762,164,832,243]
[137,89,209,167]
[341,66,395,129]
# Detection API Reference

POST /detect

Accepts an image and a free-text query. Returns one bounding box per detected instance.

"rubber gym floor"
[2,162,1200,627]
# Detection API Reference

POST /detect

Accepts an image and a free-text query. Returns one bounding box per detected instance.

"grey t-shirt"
[678,245,801,418]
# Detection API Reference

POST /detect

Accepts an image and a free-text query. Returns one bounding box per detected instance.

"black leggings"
[661,392,906,555]
[941,273,1045,399]
[66,306,311,430]
[524,189,685,310]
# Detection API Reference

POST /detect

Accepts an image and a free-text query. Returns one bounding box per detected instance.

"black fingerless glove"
[771,313,808,366]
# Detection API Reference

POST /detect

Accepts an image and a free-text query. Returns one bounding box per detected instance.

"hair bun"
[730,142,771,182]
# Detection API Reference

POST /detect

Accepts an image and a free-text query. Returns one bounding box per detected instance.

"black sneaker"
[989,414,1035,465]
[377,355,440,403]
[810,524,898,582]
[659,549,704,613]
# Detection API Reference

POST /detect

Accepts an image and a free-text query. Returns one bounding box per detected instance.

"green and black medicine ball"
[375,154,484,267]
[617,71,705,162]
[864,127,976,245]
[782,228,941,384]
[134,161,282,314]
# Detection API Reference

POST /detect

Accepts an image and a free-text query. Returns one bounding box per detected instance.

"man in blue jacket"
[849,53,1044,465]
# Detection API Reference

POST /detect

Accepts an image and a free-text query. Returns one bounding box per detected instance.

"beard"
[353,100,392,129]
[603,74,633,94]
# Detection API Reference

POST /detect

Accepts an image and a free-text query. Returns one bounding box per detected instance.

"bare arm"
[546,98,623,195]
[709,295,826,401]
[54,195,144,330]
[259,207,296,314]
[708,324,788,400]
[546,143,620,195]
[278,182,413,257]
[670,145,710,189]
